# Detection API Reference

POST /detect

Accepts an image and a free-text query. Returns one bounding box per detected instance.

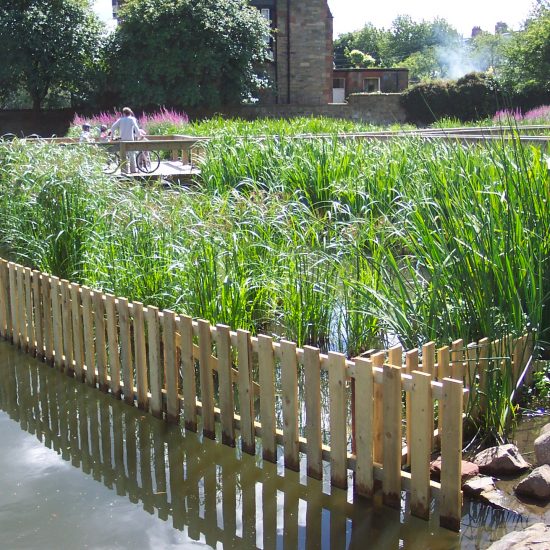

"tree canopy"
[0,0,105,111]
[499,4,550,95]
[109,0,271,109]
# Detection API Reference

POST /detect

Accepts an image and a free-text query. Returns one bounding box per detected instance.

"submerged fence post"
[440,377,464,532]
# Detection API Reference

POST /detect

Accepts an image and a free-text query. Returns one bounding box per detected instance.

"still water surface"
[0,340,534,549]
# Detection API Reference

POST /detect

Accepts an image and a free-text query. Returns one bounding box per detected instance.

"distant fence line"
[2,258,537,531]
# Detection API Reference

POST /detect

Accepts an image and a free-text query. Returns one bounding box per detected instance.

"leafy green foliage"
[0,0,106,111]
[108,0,270,108]
[499,5,550,96]
[401,72,500,124]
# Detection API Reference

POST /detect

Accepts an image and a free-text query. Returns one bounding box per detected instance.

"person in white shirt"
[110,107,140,173]
[79,123,93,143]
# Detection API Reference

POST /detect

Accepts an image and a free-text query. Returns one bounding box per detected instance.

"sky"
[94,0,535,37]
[327,0,535,37]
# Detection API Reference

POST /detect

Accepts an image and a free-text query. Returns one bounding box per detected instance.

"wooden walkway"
[116,160,201,184]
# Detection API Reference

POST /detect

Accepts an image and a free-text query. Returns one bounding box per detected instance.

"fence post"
[354,356,374,498]
[133,301,148,409]
[410,370,432,519]
[198,319,215,439]
[217,324,235,447]
[382,361,402,508]
[258,334,276,462]
[17,265,27,351]
[8,263,18,346]
[61,279,74,374]
[147,305,162,417]
[82,287,96,387]
[372,351,385,464]
[118,297,133,403]
[329,351,348,490]
[281,340,299,472]
[163,310,178,422]
[42,274,53,364]
[440,377,463,532]
[24,267,34,354]
[50,276,63,368]
[304,345,322,479]
[237,329,255,455]
[405,349,418,464]
[0,260,9,340]
[32,270,43,359]
[105,294,121,397]
[179,315,196,431]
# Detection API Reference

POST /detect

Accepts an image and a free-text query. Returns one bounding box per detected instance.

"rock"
[486,522,550,549]
[515,465,550,501]
[473,444,531,476]
[462,476,496,497]
[429,457,479,484]
[534,431,550,466]
[540,423,550,437]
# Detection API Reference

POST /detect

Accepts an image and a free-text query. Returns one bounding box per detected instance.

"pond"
[0,340,540,549]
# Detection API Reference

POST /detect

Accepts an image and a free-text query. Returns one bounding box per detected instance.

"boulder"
[429,457,479,484]
[473,444,531,476]
[486,522,550,549]
[534,430,550,466]
[540,423,550,437]
[515,465,550,501]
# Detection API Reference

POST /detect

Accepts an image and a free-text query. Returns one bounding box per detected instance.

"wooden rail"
[0,257,504,531]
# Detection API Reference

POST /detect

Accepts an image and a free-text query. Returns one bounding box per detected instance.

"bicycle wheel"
[137,150,161,174]
[104,152,120,174]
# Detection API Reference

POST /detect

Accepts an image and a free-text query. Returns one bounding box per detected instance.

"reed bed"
[0,129,548,438]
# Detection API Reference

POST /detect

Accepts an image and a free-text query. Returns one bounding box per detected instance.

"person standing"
[110,107,140,173]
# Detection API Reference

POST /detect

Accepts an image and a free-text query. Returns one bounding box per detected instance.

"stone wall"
[0,94,407,137]
[230,93,407,125]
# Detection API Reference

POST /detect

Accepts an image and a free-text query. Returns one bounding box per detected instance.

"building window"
[333,78,345,89]
[363,78,380,93]
[260,8,271,21]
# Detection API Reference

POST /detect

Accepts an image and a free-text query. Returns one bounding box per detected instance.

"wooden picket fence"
[0,258,486,532]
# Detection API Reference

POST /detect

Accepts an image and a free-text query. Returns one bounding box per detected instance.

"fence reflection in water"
[0,343,461,549]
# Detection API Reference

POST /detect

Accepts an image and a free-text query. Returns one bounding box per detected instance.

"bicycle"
[104,149,161,175]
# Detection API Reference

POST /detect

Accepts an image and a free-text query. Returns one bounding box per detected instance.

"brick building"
[332,68,409,102]
[111,0,334,106]
[250,0,334,105]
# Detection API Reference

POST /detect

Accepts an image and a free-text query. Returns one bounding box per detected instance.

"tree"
[469,31,506,73]
[348,50,375,68]
[499,5,550,94]
[0,0,105,111]
[109,0,270,108]
[333,23,388,67]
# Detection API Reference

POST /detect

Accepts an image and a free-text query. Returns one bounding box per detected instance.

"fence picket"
[179,315,196,430]
[281,340,299,472]
[70,283,84,381]
[410,371,432,519]
[50,276,63,368]
[117,297,133,404]
[354,356,374,497]
[17,265,27,350]
[133,302,148,409]
[32,270,43,358]
[451,339,464,383]
[163,310,178,422]
[216,324,235,447]
[42,274,53,363]
[258,334,276,462]
[329,351,348,490]
[405,349,418,464]
[61,280,74,374]
[477,338,489,416]
[105,294,121,398]
[383,362,402,508]
[81,287,96,387]
[198,319,215,439]
[237,329,255,455]
[8,263,18,345]
[304,345,322,479]
[24,267,34,354]
[372,351,385,464]
[437,346,450,443]
[146,305,162,417]
[439,378,463,532]
[0,260,9,339]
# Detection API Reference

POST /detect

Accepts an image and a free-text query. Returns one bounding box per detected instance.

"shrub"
[401,72,500,125]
